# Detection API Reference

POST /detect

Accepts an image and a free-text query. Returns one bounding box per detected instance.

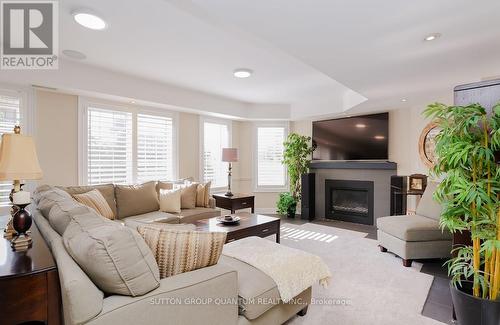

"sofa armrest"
[34,212,104,325]
[208,197,216,209]
[89,263,238,325]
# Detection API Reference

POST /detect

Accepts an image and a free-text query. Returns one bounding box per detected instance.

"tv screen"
[312,113,389,160]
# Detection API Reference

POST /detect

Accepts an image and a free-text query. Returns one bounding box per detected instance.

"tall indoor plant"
[277,133,315,217]
[424,103,500,324]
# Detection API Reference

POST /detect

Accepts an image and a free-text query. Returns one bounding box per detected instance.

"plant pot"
[450,281,500,325]
[287,202,297,218]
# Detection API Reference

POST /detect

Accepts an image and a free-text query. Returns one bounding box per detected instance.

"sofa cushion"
[63,212,160,296]
[377,215,452,242]
[416,181,442,221]
[219,255,280,320]
[48,198,95,235]
[159,188,182,213]
[157,181,173,194]
[115,181,159,218]
[196,182,211,207]
[174,207,221,224]
[35,186,73,217]
[176,183,198,209]
[73,189,115,220]
[61,184,117,218]
[123,211,180,230]
[137,224,226,278]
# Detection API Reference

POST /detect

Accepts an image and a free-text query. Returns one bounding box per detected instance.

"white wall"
[33,89,442,213]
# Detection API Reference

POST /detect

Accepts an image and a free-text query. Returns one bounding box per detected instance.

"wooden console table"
[0,215,61,325]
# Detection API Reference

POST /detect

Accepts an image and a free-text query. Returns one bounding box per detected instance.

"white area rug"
[275,222,445,325]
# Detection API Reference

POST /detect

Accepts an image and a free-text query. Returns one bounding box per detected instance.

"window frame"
[0,86,33,214]
[199,116,232,192]
[78,97,179,185]
[253,121,289,193]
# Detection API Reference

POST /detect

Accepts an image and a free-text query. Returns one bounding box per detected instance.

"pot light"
[62,49,86,60]
[424,33,441,42]
[73,10,107,30]
[401,98,407,102]
[374,135,385,140]
[233,69,253,78]
[355,124,367,128]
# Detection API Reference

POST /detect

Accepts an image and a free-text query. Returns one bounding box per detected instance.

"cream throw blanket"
[222,236,331,303]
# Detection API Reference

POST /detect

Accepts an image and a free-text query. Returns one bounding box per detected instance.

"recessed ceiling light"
[355,123,367,128]
[62,49,86,60]
[233,68,253,78]
[374,135,385,140]
[130,100,136,104]
[72,10,107,30]
[401,98,407,102]
[424,33,441,42]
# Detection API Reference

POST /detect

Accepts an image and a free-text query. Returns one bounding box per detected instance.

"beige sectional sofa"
[58,181,220,226]
[34,182,311,325]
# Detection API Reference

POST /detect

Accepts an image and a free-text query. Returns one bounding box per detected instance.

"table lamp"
[222,148,238,197]
[0,126,43,250]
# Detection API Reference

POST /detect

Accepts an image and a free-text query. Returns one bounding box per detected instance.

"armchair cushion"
[377,214,452,242]
[416,181,442,220]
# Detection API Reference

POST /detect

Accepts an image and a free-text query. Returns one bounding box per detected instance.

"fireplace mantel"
[310,160,397,170]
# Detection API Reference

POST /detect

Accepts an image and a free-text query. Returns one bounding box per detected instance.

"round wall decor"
[418,122,441,169]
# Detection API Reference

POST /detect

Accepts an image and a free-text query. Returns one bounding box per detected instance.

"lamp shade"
[0,133,43,180]
[222,148,238,162]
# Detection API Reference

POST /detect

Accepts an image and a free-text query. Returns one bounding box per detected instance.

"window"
[80,100,177,185]
[137,113,174,182]
[255,123,288,191]
[0,89,28,210]
[86,107,133,185]
[201,118,231,189]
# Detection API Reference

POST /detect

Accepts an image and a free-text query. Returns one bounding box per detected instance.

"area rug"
[274,222,445,325]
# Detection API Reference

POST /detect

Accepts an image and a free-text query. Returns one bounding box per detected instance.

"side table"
[0,215,62,325]
[212,193,255,214]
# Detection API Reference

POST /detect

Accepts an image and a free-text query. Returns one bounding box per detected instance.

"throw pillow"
[195,182,211,207]
[157,181,173,197]
[159,188,182,213]
[175,183,197,209]
[137,225,226,278]
[60,184,117,218]
[73,189,115,220]
[64,212,160,296]
[115,181,159,218]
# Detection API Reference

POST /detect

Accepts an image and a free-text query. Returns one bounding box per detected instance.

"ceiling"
[5,0,500,119]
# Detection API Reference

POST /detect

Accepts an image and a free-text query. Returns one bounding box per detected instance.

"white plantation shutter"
[0,93,21,207]
[257,126,286,187]
[202,121,229,188]
[87,107,133,185]
[137,113,174,182]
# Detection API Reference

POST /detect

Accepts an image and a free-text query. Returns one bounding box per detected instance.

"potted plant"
[277,192,297,218]
[424,102,500,325]
[277,133,315,218]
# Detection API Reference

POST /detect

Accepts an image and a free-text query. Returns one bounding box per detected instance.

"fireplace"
[325,179,374,225]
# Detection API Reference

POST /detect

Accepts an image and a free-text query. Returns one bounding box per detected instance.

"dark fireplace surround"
[325,179,374,225]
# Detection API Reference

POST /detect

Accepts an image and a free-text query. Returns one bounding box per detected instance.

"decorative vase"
[450,281,500,325]
[12,203,32,237]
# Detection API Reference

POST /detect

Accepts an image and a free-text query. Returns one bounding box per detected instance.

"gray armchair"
[377,181,452,267]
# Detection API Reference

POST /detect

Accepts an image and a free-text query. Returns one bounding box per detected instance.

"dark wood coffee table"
[192,212,280,243]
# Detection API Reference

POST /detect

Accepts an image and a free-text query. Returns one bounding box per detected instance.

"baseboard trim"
[255,208,277,214]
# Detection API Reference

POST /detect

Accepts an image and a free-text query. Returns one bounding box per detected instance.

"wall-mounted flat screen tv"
[312,112,389,160]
